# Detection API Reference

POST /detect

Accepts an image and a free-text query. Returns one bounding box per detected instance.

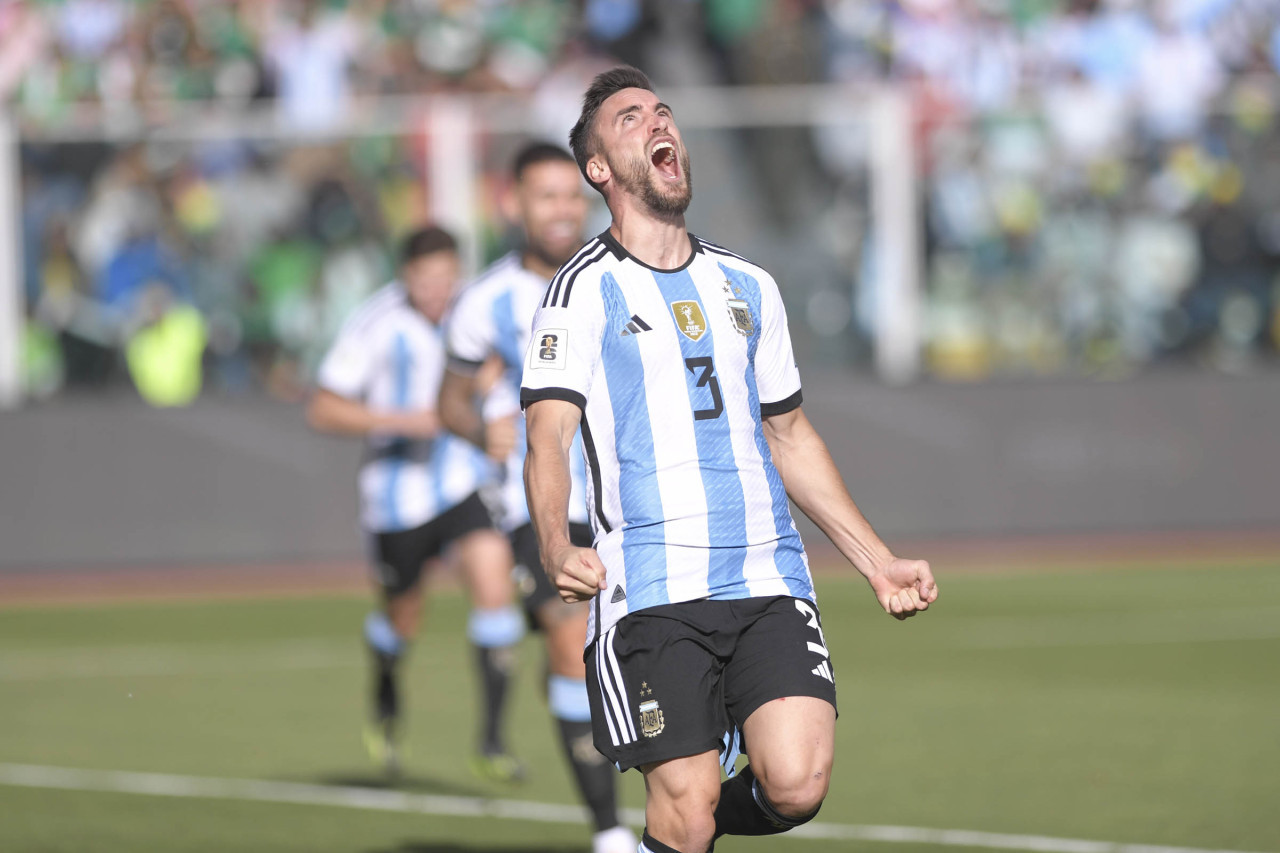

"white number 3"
[794,600,830,659]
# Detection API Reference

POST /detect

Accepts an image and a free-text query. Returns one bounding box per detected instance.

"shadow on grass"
[360,840,581,845]
[305,771,491,798]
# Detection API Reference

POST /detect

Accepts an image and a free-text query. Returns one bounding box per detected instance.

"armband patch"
[529,328,567,370]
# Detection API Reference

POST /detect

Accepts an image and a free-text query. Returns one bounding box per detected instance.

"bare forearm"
[307,391,426,438]
[438,370,485,448]
[524,435,575,566]
[767,417,893,578]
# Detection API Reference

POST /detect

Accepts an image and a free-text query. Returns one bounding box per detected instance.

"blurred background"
[2,0,1279,566]
[1,2,1278,852]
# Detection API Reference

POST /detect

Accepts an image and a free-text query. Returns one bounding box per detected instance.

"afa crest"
[722,279,754,336]
[639,699,665,738]
[726,298,754,336]
[670,300,707,341]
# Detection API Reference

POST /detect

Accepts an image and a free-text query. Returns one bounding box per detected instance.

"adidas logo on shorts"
[812,661,834,683]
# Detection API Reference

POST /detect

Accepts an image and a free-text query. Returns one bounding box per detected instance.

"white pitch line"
[0,639,359,681]
[0,763,1271,853]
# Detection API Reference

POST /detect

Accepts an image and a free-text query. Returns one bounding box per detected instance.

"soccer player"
[308,226,526,780]
[520,67,939,853]
[438,144,637,853]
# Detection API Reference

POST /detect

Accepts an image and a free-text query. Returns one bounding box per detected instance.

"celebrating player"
[307,226,525,780]
[438,144,636,853]
[520,67,939,853]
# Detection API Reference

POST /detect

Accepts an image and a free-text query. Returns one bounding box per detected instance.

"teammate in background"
[438,144,637,853]
[307,226,526,781]
[521,67,939,853]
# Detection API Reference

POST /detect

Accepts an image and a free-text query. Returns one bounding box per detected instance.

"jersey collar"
[599,229,702,274]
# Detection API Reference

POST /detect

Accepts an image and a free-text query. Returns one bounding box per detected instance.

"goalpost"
[0,85,920,407]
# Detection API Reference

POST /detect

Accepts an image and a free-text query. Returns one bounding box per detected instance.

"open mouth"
[651,141,681,181]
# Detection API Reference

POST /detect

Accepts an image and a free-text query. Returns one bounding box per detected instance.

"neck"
[607,197,691,271]
[520,249,560,281]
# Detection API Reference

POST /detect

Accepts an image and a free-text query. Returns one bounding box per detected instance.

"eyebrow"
[613,102,675,123]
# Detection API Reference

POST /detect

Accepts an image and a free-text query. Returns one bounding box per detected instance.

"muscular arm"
[437,358,516,460]
[438,367,487,447]
[763,405,937,618]
[305,388,437,439]
[524,399,607,601]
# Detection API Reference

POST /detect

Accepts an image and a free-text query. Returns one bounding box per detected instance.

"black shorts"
[584,595,838,772]
[510,521,593,628]
[369,491,496,597]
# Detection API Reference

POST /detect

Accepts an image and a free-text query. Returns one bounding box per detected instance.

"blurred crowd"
[6,0,1280,402]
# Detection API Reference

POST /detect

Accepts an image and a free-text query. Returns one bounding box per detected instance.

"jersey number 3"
[684,357,724,421]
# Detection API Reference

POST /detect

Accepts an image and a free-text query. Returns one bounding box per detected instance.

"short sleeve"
[445,284,494,372]
[754,272,802,416]
[520,282,604,413]
[316,319,377,400]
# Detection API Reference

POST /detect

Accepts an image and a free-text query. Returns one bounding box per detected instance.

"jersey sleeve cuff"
[520,387,587,412]
[760,389,802,417]
[446,354,485,375]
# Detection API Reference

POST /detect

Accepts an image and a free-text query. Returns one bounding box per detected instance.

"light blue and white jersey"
[520,232,814,642]
[317,281,492,534]
[447,252,590,532]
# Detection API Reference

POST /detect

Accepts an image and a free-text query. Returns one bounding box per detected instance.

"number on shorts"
[794,599,830,659]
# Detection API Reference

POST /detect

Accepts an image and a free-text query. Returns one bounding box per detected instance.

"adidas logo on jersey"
[812,660,834,683]
[619,315,652,336]
[610,585,627,603]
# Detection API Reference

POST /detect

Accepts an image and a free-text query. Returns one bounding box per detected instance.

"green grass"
[1,564,1278,852]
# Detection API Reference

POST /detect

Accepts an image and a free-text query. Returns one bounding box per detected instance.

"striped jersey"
[520,231,814,642]
[317,281,492,533]
[446,252,590,532]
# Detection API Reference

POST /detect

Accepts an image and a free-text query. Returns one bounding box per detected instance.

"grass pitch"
[1,562,1277,852]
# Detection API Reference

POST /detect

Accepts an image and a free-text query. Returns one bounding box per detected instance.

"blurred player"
[307,226,526,780]
[438,144,636,853]
[522,67,939,853]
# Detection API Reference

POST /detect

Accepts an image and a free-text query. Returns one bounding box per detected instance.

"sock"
[468,607,524,754]
[549,675,619,832]
[640,830,685,853]
[364,612,404,724]
[713,764,819,838]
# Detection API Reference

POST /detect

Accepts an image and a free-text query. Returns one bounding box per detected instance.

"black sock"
[474,644,515,753]
[713,764,817,838]
[556,718,619,832]
[641,829,686,853]
[371,650,400,725]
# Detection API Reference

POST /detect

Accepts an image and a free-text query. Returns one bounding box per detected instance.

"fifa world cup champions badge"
[670,301,707,341]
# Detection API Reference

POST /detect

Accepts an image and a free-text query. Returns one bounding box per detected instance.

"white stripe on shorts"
[594,636,622,746]
[595,627,637,746]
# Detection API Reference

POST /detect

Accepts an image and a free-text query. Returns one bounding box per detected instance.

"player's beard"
[526,236,579,271]
[611,147,693,217]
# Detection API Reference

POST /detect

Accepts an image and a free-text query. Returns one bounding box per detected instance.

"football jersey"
[446,252,590,532]
[520,231,815,642]
[317,281,492,533]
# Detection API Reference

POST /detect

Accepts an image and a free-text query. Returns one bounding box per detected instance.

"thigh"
[435,493,511,609]
[369,524,433,599]
[723,596,838,732]
[584,606,730,772]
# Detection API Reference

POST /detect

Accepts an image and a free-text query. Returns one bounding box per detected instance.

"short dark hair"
[399,225,458,266]
[514,142,576,182]
[568,66,655,191]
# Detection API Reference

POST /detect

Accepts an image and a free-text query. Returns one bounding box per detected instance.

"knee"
[756,762,830,820]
